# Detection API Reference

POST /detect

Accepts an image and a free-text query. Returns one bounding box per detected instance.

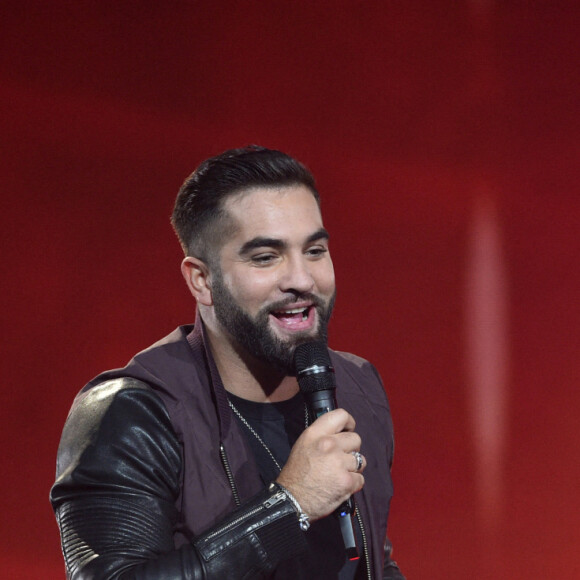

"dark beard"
[210,270,335,374]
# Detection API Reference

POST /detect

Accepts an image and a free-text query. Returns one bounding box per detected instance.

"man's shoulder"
[71,377,169,433]
[329,349,379,379]
[133,324,196,360]
[53,374,181,500]
[83,324,198,392]
[329,349,385,396]
[330,349,370,367]
[79,376,155,403]
[329,350,393,434]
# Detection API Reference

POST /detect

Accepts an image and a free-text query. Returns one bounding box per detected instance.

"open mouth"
[271,305,314,330]
[273,306,309,321]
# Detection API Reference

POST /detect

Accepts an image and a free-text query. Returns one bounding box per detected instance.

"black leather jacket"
[50,325,404,579]
[51,381,310,579]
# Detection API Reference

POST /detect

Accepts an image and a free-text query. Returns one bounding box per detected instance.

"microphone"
[293,341,359,561]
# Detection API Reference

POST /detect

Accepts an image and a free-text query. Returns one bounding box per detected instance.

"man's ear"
[181,256,213,306]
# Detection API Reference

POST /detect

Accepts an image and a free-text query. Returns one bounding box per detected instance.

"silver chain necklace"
[227,398,309,473]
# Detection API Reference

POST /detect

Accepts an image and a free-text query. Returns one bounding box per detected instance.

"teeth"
[277,307,307,314]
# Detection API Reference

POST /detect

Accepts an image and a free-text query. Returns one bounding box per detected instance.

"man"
[50,146,404,579]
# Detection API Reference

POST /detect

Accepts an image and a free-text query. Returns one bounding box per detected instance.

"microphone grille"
[294,341,331,370]
[293,341,335,393]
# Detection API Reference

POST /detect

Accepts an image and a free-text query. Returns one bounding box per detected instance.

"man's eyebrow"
[238,228,329,256]
[306,228,330,244]
[239,237,286,255]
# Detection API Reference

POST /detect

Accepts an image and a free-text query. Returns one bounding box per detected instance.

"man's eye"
[306,247,328,258]
[251,253,276,265]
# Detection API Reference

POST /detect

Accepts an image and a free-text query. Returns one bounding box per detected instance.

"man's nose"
[279,255,315,294]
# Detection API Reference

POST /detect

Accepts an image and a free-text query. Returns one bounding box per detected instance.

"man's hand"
[276,408,366,521]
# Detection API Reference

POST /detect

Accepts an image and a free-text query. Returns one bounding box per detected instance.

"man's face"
[209,185,336,373]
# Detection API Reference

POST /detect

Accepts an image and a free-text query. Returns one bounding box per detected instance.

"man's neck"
[203,320,299,403]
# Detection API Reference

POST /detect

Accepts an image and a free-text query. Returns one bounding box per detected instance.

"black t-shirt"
[228,391,362,580]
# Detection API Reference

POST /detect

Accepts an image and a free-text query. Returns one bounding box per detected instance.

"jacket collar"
[186,309,235,442]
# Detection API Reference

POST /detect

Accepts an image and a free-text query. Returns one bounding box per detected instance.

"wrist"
[270,482,310,531]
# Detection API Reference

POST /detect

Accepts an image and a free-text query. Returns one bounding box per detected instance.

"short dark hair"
[171,146,319,263]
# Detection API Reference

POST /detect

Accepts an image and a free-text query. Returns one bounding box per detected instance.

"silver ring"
[351,451,363,472]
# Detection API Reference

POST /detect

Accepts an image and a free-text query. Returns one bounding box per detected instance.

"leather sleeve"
[50,379,307,579]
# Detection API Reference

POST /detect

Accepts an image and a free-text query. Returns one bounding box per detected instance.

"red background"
[2,3,579,578]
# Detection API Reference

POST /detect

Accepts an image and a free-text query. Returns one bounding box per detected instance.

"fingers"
[337,462,365,496]
[349,471,365,495]
[351,451,365,473]
[308,408,356,434]
[305,409,363,467]
[276,408,366,521]
[306,411,361,456]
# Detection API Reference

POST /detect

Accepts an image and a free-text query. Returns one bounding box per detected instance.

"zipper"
[219,443,241,507]
[202,490,285,542]
[355,504,372,580]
